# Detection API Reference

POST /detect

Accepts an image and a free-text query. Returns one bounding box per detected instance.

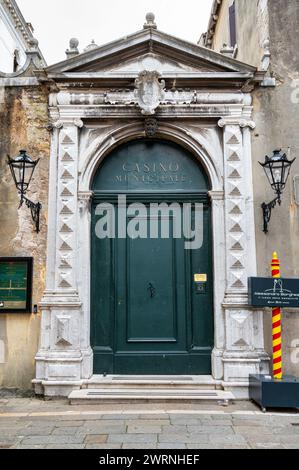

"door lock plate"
[195,282,206,294]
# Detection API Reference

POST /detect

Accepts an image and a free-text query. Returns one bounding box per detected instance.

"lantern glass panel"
[23,161,36,191]
[15,162,25,192]
[263,165,275,187]
[282,162,291,188]
[272,164,282,184]
[270,161,284,192]
[10,151,37,193]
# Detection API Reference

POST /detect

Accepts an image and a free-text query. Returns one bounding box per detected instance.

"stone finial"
[28,37,39,50]
[70,38,79,50]
[261,38,271,71]
[263,38,270,53]
[66,38,79,59]
[24,36,46,69]
[143,12,157,29]
[83,39,98,53]
[220,43,234,58]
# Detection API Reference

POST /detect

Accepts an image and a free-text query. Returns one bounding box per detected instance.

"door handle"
[148,283,156,298]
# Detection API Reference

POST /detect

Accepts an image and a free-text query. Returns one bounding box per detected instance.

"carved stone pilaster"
[34,116,91,397]
[54,120,83,292]
[209,190,225,380]
[218,117,256,298]
[218,120,248,295]
[218,117,270,394]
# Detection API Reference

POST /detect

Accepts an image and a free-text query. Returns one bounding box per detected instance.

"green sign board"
[0,258,33,313]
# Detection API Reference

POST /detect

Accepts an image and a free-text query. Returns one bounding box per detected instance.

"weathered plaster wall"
[211,0,299,375]
[0,84,49,389]
[252,0,299,375]
[213,0,268,68]
[212,0,234,52]
[234,0,267,66]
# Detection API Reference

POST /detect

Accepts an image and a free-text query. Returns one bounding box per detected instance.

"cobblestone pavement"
[0,397,298,449]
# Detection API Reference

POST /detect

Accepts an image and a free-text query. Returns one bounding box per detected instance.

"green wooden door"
[91,140,213,375]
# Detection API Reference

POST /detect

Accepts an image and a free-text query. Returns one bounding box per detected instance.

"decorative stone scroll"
[55,90,246,107]
[78,191,93,213]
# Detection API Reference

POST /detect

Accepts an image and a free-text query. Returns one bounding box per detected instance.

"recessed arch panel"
[92,139,211,192]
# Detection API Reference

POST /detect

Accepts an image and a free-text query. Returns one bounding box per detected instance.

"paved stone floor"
[0,397,298,449]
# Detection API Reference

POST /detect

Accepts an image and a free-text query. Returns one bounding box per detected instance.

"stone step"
[69,388,234,405]
[83,375,220,390]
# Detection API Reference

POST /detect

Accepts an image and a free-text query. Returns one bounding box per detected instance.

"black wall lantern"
[7,150,42,233]
[259,149,295,233]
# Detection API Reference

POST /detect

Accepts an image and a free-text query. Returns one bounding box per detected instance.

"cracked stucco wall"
[0,84,50,389]
[252,0,299,376]
[212,0,299,375]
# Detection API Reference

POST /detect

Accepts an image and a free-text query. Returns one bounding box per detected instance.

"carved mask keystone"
[144,118,158,137]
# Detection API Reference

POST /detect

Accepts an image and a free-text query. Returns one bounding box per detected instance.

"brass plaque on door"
[194,274,207,283]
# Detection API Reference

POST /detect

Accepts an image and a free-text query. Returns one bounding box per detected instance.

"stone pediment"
[80,53,220,75]
[45,28,256,81]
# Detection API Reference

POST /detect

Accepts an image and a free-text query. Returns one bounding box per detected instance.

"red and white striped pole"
[271,252,282,379]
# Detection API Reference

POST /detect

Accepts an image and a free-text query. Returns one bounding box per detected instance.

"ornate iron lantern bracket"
[7,150,42,233]
[20,197,42,233]
[259,149,295,234]
[261,196,281,234]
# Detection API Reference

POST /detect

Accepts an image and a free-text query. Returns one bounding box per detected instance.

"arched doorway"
[91,139,214,375]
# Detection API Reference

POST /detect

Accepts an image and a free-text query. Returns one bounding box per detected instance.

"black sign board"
[248,277,299,308]
[0,258,33,313]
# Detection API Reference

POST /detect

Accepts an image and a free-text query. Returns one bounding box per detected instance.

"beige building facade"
[202,0,299,377]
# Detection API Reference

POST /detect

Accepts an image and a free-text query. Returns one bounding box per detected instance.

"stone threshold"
[82,374,222,389]
[69,388,234,405]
